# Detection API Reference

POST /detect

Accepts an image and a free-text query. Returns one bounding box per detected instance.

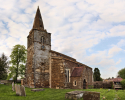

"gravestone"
[15,84,17,94]
[20,85,26,96]
[65,91,85,100]
[12,82,15,91]
[56,87,59,89]
[16,84,19,95]
[21,79,24,85]
[31,89,45,92]
[83,91,100,100]
[16,85,21,96]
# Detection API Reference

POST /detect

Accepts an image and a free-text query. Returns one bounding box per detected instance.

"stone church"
[23,7,93,89]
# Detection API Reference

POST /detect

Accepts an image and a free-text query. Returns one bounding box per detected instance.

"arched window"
[75,81,76,85]
[73,80,77,86]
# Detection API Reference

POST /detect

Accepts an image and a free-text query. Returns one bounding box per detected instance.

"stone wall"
[51,58,65,88]
[50,52,93,89]
[26,31,35,88]
[70,66,93,89]
[25,29,51,88]
[33,30,51,88]
[51,56,78,89]
[81,66,93,89]
[70,77,82,89]
[0,80,14,84]
[94,81,113,89]
[63,58,82,88]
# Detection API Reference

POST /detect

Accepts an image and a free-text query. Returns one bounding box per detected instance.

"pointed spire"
[32,6,44,30]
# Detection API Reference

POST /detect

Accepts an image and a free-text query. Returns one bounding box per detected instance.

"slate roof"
[33,6,44,30]
[71,67,84,77]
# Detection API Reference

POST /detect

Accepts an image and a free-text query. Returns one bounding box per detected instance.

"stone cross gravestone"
[83,91,100,100]
[20,85,26,96]
[12,82,15,91]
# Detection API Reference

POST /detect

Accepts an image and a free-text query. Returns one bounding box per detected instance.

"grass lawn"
[0,84,125,100]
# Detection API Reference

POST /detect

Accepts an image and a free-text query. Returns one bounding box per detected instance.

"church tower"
[26,7,51,88]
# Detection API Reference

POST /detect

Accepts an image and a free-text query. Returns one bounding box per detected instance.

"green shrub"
[120,79,125,89]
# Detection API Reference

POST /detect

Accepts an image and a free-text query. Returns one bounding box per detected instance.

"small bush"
[120,79,125,89]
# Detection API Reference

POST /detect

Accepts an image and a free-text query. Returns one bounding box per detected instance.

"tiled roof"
[113,77,123,82]
[71,67,84,77]
[103,77,123,82]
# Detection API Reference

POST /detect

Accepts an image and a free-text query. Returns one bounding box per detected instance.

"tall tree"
[93,68,101,81]
[8,44,26,82]
[118,68,125,79]
[0,53,9,80]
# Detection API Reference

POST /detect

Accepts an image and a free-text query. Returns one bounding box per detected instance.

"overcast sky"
[0,0,125,79]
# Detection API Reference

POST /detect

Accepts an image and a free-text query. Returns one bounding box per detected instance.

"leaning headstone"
[20,85,26,96]
[12,82,15,91]
[16,85,21,96]
[83,91,100,100]
[16,84,19,95]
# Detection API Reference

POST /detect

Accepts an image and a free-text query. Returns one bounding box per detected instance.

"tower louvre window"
[67,70,69,82]
[41,36,44,44]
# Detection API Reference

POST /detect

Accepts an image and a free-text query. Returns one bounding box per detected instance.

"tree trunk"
[15,62,19,83]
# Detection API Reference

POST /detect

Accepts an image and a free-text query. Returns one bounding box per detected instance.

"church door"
[83,79,86,89]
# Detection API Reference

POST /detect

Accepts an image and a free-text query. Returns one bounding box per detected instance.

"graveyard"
[0,84,125,100]
[0,0,125,99]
